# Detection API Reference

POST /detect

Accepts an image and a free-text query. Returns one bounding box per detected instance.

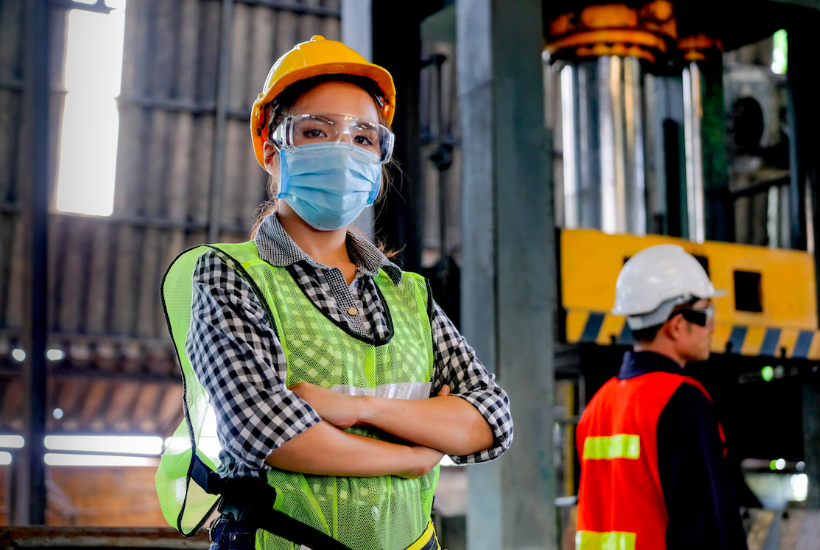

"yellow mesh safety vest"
[156,241,438,550]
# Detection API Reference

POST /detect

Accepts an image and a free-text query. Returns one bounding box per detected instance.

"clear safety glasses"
[270,113,395,164]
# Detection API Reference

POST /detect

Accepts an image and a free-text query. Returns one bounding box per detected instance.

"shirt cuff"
[447,391,513,465]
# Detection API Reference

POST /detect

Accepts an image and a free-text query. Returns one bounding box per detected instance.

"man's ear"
[662,315,682,342]
[263,142,279,174]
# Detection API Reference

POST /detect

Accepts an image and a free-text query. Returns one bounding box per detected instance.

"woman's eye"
[353,134,375,146]
[303,128,328,138]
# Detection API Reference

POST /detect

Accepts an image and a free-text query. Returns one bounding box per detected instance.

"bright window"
[55,0,126,216]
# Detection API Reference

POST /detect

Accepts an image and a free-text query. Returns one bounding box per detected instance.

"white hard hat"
[613,244,725,329]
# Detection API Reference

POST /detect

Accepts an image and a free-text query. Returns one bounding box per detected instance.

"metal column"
[682,56,733,244]
[371,3,425,273]
[458,0,556,547]
[18,0,51,525]
[342,0,374,238]
[699,57,733,243]
[790,10,820,508]
[561,56,647,235]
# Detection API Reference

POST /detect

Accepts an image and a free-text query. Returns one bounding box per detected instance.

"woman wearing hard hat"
[157,36,512,550]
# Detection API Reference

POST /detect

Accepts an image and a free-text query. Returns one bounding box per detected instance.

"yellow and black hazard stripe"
[566,309,820,360]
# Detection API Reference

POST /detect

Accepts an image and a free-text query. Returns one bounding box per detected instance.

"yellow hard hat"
[250,35,396,168]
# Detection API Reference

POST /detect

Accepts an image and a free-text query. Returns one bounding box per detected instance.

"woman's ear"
[263,142,279,174]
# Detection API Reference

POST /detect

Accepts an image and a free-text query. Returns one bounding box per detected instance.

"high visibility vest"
[155,241,438,550]
[575,372,723,550]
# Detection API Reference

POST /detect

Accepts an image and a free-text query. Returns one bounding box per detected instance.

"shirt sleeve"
[657,384,749,550]
[429,301,514,464]
[186,250,321,477]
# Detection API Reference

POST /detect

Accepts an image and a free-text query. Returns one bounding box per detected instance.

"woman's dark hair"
[249,74,399,245]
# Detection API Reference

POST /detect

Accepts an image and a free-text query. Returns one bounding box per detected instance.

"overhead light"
[44,453,159,467]
[47,349,65,361]
[0,435,25,449]
[0,451,11,465]
[45,435,163,456]
[791,474,808,501]
[11,349,25,362]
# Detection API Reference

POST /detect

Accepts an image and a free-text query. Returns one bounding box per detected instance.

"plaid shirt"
[186,213,513,479]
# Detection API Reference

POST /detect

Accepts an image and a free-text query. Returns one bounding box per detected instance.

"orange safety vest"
[575,372,725,550]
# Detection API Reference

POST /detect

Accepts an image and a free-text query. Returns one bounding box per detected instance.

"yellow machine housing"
[560,229,820,359]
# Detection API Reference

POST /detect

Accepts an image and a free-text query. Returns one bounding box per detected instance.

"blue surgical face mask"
[276,143,382,231]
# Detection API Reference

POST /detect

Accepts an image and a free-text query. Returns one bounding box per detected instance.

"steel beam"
[237,0,341,17]
[19,0,50,526]
[0,365,180,385]
[457,0,556,547]
[0,207,249,234]
[0,78,24,91]
[207,0,235,244]
[117,95,248,120]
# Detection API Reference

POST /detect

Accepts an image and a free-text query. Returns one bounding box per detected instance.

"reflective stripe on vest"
[332,382,432,399]
[583,434,640,460]
[576,530,637,550]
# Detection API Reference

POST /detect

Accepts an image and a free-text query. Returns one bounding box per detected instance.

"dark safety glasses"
[671,304,715,327]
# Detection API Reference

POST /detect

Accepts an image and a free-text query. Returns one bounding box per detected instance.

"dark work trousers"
[209,515,256,550]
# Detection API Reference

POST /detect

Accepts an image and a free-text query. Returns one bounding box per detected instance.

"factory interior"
[2,0,820,548]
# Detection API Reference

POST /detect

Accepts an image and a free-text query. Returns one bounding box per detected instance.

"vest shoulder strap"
[397,271,434,322]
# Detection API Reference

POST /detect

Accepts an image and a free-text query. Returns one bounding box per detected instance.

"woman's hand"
[289,381,362,429]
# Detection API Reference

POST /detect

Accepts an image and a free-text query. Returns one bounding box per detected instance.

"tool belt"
[192,456,440,550]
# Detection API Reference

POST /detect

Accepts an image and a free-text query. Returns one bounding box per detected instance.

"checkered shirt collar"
[253,212,403,286]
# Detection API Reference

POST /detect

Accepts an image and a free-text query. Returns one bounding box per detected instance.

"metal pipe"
[207,0,235,244]
[560,56,646,235]
[683,62,706,243]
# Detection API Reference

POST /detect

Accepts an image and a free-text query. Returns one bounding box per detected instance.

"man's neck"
[632,341,686,368]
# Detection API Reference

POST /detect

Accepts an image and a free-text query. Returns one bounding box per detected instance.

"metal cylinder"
[682,61,706,243]
[561,56,647,235]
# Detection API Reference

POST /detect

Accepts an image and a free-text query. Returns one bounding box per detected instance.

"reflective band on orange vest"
[583,434,640,460]
[576,530,637,550]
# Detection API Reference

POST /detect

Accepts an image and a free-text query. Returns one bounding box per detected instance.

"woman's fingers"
[436,384,451,397]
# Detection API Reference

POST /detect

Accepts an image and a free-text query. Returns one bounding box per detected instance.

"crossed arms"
[265,383,495,479]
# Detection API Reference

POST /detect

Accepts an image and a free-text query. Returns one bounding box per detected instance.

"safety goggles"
[270,113,395,164]
[670,304,715,327]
